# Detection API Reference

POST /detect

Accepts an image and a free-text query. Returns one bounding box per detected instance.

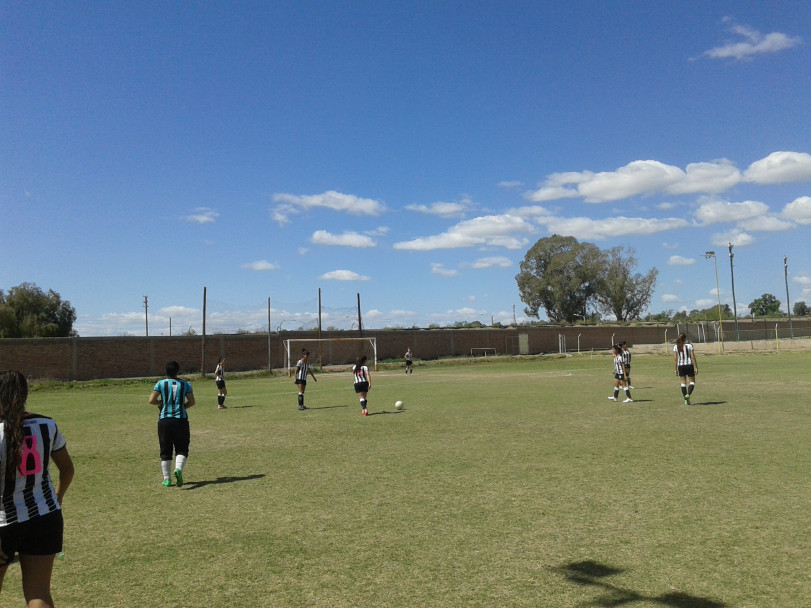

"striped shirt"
[353,365,369,385]
[674,343,694,366]
[0,413,66,526]
[153,378,193,420]
[621,349,631,368]
[613,354,626,376]
[214,364,224,382]
[295,359,310,382]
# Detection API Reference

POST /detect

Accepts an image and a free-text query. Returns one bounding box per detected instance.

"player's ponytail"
[0,371,28,485]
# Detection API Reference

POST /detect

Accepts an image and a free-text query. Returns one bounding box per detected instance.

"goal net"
[284,337,378,375]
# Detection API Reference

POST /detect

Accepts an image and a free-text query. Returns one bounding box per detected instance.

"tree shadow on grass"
[550,560,727,607]
[183,474,265,491]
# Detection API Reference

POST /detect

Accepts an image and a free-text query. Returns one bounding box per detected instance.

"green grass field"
[3,352,810,607]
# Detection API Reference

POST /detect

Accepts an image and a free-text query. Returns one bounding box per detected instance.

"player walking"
[404,347,414,375]
[673,333,698,405]
[0,370,75,608]
[608,345,633,402]
[214,356,227,409]
[149,361,195,487]
[353,355,372,415]
[621,342,633,388]
[295,350,317,411]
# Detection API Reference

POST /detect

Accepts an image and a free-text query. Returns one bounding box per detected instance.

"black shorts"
[215,379,226,390]
[677,365,696,378]
[614,373,626,381]
[0,510,64,564]
[295,379,306,386]
[405,360,412,367]
[158,418,191,461]
[354,382,370,393]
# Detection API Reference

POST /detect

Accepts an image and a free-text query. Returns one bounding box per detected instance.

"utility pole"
[705,252,723,352]
[728,243,739,340]
[143,296,149,337]
[784,256,793,338]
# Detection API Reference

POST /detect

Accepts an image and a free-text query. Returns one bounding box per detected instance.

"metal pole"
[143,296,149,337]
[267,297,272,373]
[202,286,207,376]
[706,252,724,352]
[784,256,793,338]
[728,243,739,340]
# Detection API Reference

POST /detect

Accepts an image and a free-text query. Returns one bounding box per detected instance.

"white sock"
[175,455,187,471]
[161,460,172,479]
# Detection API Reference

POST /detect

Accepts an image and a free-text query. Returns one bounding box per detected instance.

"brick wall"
[1,320,807,381]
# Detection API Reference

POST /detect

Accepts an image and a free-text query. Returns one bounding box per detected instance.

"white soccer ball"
[394,400,404,410]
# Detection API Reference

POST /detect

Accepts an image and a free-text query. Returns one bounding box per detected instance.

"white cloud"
[702,22,802,61]
[782,196,811,224]
[744,152,811,184]
[696,299,716,308]
[406,198,472,218]
[310,230,377,248]
[668,255,695,266]
[430,263,459,277]
[498,181,524,189]
[793,275,811,287]
[535,216,688,240]
[319,270,371,281]
[527,158,745,204]
[737,216,794,232]
[272,190,386,224]
[662,294,680,304]
[711,229,754,248]
[466,257,512,269]
[241,260,279,271]
[393,214,534,251]
[183,207,219,224]
[695,200,768,224]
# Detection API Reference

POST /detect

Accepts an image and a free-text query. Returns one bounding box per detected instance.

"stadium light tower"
[705,251,723,351]
[784,256,793,338]
[728,243,739,340]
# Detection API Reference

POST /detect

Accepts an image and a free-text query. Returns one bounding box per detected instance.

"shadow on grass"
[304,405,348,411]
[691,401,726,407]
[551,560,727,607]
[184,474,266,491]
[366,410,405,416]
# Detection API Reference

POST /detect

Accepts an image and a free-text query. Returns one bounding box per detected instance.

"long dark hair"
[353,355,367,372]
[0,371,28,484]
[676,332,687,351]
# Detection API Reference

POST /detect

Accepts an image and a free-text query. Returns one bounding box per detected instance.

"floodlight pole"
[728,243,739,340]
[784,256,793,338]
[705,252,723,352]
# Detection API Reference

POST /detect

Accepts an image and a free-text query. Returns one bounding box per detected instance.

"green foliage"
[748,293,781,317]
[793,300,808,317]
[516,236,657,323]
[0,282,77,338]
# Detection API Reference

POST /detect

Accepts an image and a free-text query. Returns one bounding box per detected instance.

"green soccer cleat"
[162,479,171,487]
[174,469,183,487]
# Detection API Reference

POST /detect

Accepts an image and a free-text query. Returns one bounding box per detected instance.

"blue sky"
[2,2,810,336]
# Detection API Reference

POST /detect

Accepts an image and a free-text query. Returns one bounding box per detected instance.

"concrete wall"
[1,320,808,381]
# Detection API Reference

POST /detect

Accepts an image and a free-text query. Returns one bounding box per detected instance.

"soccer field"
[4,352,810,607]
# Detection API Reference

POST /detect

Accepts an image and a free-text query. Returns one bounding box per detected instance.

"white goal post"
[284,337,378,375]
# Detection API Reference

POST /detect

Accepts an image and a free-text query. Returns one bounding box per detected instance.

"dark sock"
[218,395,224,406]
[361,399,367,410]
[613,388,619,398]
[298,394,304,407]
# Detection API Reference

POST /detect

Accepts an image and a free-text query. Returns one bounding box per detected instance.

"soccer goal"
[470,347,496,357]
[284,337,378,375]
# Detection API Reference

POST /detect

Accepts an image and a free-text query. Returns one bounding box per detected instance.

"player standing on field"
[621,341,633,388]
[294,350,317,411]
[608,345,633,402]
[353,355,372,415]
[673,333,698,405]
[149,361,195,487]
[404,347,413,375]
[214,356,227,409]
[0,370,75,608]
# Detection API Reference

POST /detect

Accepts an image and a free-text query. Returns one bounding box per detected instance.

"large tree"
[593,246,659,321]
[748,293,781,317]
[516,235,605,323]
[0,283,78,338]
